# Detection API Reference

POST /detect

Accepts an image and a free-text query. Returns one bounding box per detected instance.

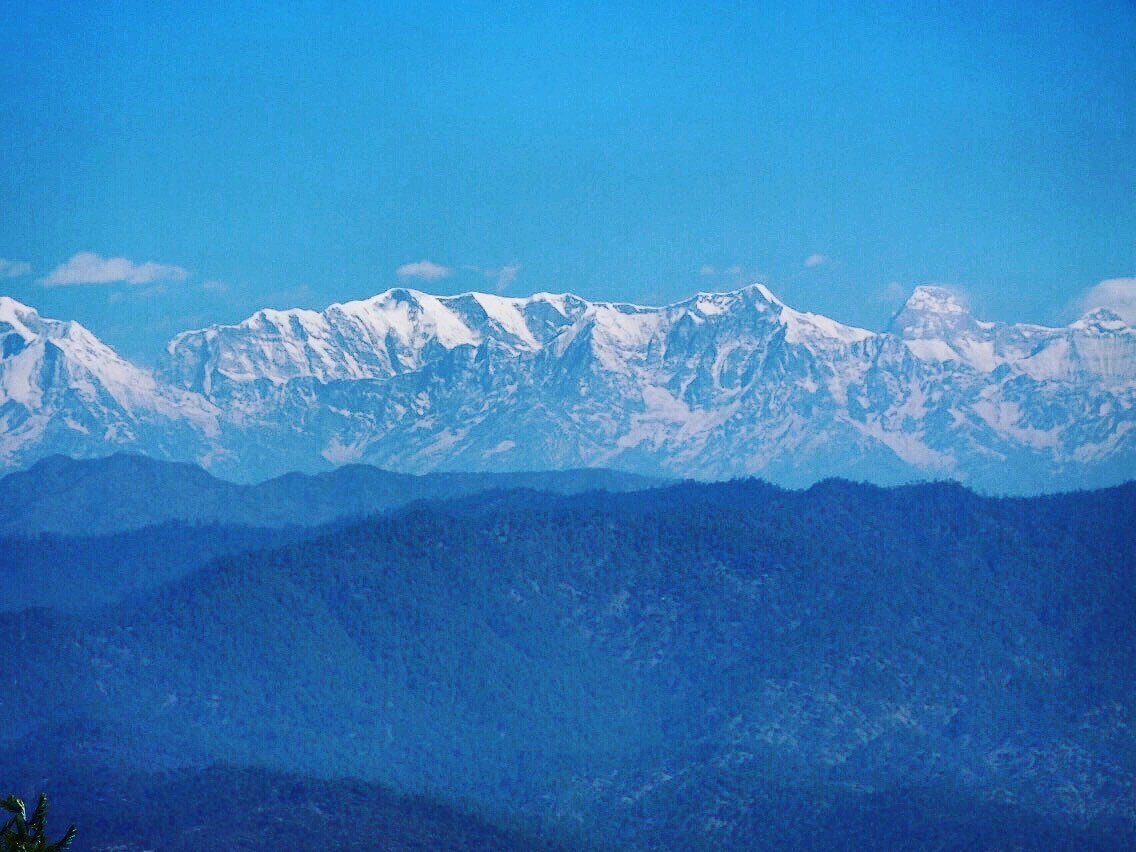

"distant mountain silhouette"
[0,521,323,612]
[0,452,663,535]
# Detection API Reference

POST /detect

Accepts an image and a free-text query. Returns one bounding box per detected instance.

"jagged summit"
[888,285,973,339]
[0,301,219,472]
[3,283,1134,491]
[1072,306,1130,331]
[902,284,969,313]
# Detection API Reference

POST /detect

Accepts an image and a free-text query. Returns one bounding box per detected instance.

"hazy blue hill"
[2,479,1133,848]
[0,452,663,535]
[0,522,327,612]
[0,453,242,535]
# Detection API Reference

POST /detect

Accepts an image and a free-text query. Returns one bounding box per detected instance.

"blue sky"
[1,0,1134,362]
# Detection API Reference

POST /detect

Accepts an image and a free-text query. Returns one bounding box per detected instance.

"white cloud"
[700,264,746,278]
[804,253,828,268]
[40,252,189,286]
[874,281,907,303]
[396,260,452,281]
[1081,277,1136,323]
[486,264,520,293]
[0,258,32,279]
[201,279,228,293]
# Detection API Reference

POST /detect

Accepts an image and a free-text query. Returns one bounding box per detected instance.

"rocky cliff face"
[2,284,1133,491]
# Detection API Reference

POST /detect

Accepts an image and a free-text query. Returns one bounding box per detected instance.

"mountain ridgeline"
[0,455,660,613]
[0,453,661,536]
[2,284,1134,492]
[2,472,1133,848]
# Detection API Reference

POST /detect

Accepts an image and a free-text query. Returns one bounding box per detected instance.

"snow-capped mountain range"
[2,284,1133,492]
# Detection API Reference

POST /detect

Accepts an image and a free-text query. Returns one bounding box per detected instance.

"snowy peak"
[3,284,1135,492]
[690,282,786,321]
[1071,307,1130,333]
[349,288,479,350]
[752,282,783,305]
[675,284,873,349]
[344,287,590,351]
[889,285,973,339]
[0,297,39,360]
[161,280,872,396]
[0,296,39,335]
[152,277,1135,402]
[898,284,970,318]
[1,300,220,471]
[160,287,594,392]
[881,286,1136,381]
[0,298,96,352]
[0,297,117,374]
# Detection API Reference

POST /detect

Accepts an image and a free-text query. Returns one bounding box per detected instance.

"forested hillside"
[2,479,1133,848]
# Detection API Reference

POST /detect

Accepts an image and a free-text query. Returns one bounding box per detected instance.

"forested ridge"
[2,477,1134,848]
